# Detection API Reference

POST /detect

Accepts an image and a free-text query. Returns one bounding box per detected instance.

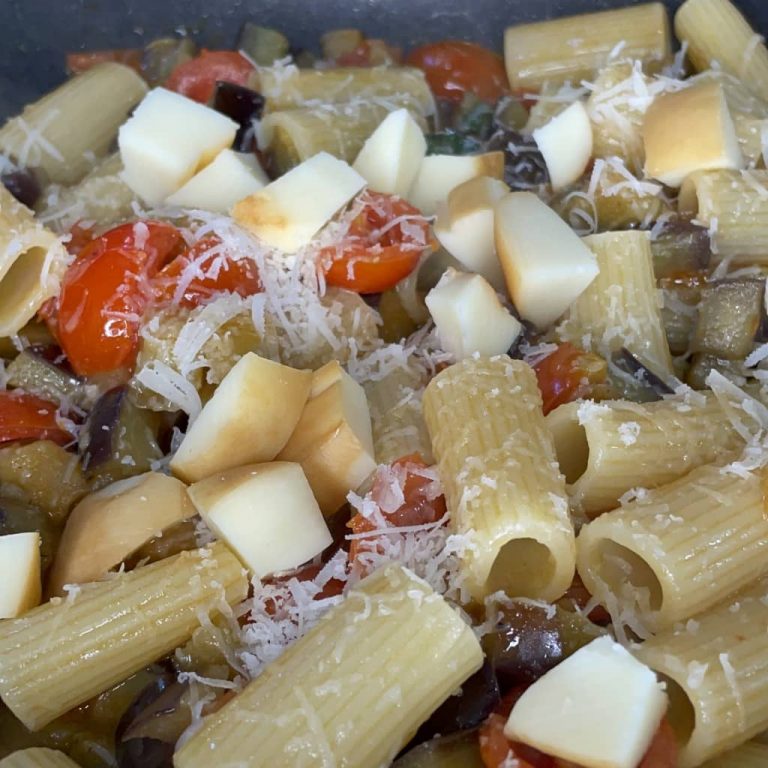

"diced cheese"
[433,175,510,291]
[118,87,238,204]
[533,101,593,190]
[47,473,196,596]
[406,152,505,215]
[165,149,269,213]
[170,352,312,483]
[309,359,346,398]
[352,108,427,197]
[643,80,744,187]
[232,152,366,252]
[278,365,376,514]
[0,532,41,619]
[505,636,667,768]
[495,191,599,328]
[425,268,522,360]
[188,462,332,578]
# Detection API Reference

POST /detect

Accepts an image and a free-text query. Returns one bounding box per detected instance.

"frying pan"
[0,0,766,121]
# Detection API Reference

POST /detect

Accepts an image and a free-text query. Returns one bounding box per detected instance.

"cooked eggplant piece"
[6,348,82,406]
[0,496,60,571]
[686,354,746,389]
[455,95,495,140]
[659,279,702,356]
[610,348,676,402]
[123,517,200,570]
[692,278,764,360]
[238,22,290,66]
[394,730,484,767]
[378,289,419,342]
[141,38,196,87]
[212,82,265,152]
[485,129,548,190]
[493,95,529,132]
[0,321,57,359]
[80,387,163,488]
[425,131,483,156]
[650,218,711,280]
[1,166,41,208]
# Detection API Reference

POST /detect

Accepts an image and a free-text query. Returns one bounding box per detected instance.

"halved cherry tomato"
[166,50,254,103]
[321,192,430,294]
[348,453,446,563]
[92,221,185,274]
[0,391,73,446]
[66,49,142,75]
[532,343,608,415]
[153,236,262,308]
[406,41,510,104]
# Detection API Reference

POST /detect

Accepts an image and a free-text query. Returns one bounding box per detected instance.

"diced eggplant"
[493,95,529,132]
[212,82,265,152]
[238,22,290,66]
[650,218,711,280]
[425,131,483,156]
[0,496,60,571]
[378,289,419,342]
[659,279,702,356]
[1,166,41,208]
[0,321,57,359]
[454,95,495,141]
[393,730,484,767]
[80,387,163,488]
[320,28,364,61]
[141,38,197,87]
[123,517,200,569]
[686,353,746,390]
[485,129,548,190]
[610,348,676,402]
[692,278,764,360]
[6,348,82,406]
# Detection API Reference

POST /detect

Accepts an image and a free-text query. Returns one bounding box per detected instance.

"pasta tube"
[254,66,436,116]
[0,185,68,337]
[675,0,768,102]
[0,63,147,185]
[0,750,81,768]
[557,230,673,377]
[701,741,768,767]
[679,170,768,263]
[364,366,433,465]
[546,395,745,516]
[635,577,768,767]
[0,542,247,730]
[422,356,575,603]
[577,462,768,631]
[504,3,671,91]
[175,564,482,768]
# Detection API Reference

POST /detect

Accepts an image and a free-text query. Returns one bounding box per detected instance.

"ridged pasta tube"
[635,576,768,767]
[0,542,247,730]
[0,750,81,768]
[701,741,768,767]
[423,356,575,603]
[175,564,482,768]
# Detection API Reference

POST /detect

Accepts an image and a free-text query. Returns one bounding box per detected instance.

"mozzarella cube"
[533,101,593,190]
[495,192,599,328]
[189,462,332,578]
[232,152,366,252]
[406,152,505,215]
[425,269,522,360]
[119,87,238,204]
[434,175,510,291]
[170,352,312,483]
[352,108,427,196]
[165,149,269,213]
[48,472,197,596]
[279,366,375,514]
[0,532,41,618]
[309,360,346,398]
[505,636,667,768]
[643,80,743,187]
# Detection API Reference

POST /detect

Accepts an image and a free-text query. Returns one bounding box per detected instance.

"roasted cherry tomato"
[532,343,608,415]
[321,192,430,294]
[66,49,142,75]
[153,236,262,308]
[406,40,509,104]
[348,453,446,563]
[54,221,184,376]
[166,50,254,103]
[0,391,73,446]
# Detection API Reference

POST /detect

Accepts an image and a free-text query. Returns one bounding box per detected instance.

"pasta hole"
[0,246,49,329]
[591,539,663,612]
[487,537,555,598]
[658,675,696,745]
[549,412,589,484]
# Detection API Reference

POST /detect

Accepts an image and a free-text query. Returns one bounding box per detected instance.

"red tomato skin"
[639,719,679,768]
[406,40,509,103]
[0,391,72,446]
[532,343,607,415]
[166,50,254,103]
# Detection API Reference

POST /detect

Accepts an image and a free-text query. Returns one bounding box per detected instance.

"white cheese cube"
[505,636,667,768]
[0,532,41,618]
[495,191,599,328]
[533,101,593,190]
[279,365,375,514]
[433,175,510,291]
[118,87,238,204]
[188,462,332,578]
[406,152,505,215]
[232,152,366,252]
[170,352,312,483]
[48,472,197,596]
[643,80,744,187]
[425,268,522,360]
[352,108,427,197]
[165,149,269,213]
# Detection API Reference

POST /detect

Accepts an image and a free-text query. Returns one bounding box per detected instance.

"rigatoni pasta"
[0,749,81,768]
[0,542,246,730]
[174,564,482,768]
[701,741,768,767]
[423,356,575,603]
